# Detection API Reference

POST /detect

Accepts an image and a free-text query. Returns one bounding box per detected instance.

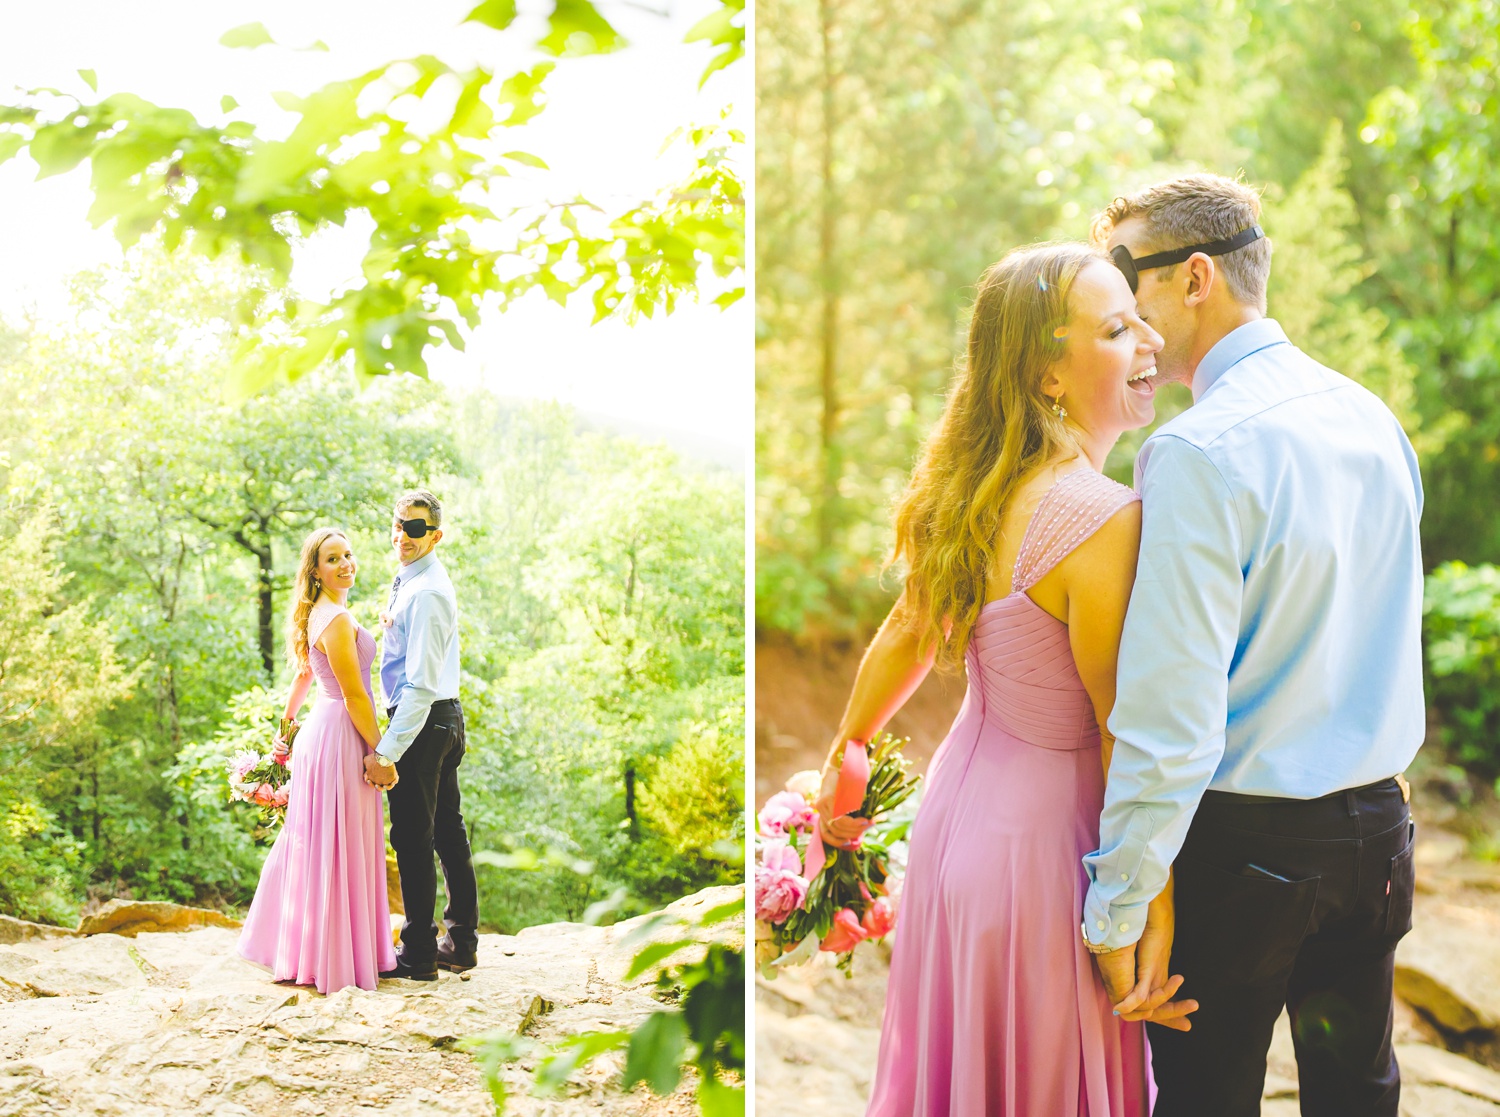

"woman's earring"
[313,579,321,592]
[1051,395,1067,420]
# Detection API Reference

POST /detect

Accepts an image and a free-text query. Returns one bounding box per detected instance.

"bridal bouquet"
[755,734,919,977]
[226,716,297,823]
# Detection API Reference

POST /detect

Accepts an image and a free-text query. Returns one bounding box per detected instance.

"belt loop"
[1345,790,1357,819]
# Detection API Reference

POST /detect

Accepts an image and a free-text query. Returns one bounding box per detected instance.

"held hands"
[1092,894,1198,1032]
[363,753,398,789]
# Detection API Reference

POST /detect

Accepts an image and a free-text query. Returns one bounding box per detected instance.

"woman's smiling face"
[1043,260,1165,437]
[317,534,356,592]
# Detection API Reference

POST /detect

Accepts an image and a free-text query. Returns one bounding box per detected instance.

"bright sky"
[0,0,749,459]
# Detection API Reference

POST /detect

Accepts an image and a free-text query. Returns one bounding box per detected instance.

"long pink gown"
[238,601,397,993]
[866,469,1150,1117]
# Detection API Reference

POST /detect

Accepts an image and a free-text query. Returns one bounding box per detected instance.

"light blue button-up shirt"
[1082,319,1425,949]
[377,551,461,762]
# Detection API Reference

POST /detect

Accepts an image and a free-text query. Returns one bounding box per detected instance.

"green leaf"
[502,150,549,169]
[495,63,554,128]
[0,132,24,167]
[465,0,518,30]
[220,95,240,113]
[698,898,744,926]
[30,121,101,179]
[78,69,98,92]
[698,1076,746,1117]
[624,938,695,981]
[533,1031,629,1094]
[622,1012,686,1095]
[220,22,275,49]
[539,0,625,57]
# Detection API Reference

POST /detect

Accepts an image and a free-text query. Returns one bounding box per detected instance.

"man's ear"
[1183,253,1215,308]
[432,528,444,545]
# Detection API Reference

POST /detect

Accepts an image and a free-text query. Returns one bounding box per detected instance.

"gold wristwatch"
[1081,921,1117,955]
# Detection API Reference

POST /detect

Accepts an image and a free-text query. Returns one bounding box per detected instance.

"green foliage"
[0,790,88,927]
[1424,562,1500,777]
[757,0,1500,644]
[0,253,743,924]
[0,1,744,392]
[461,898,744,1114]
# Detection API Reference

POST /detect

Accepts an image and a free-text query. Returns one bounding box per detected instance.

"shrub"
[1424,562,1500,777]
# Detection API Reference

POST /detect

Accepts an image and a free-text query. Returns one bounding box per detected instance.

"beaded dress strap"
[306,601,348,649]
[1011,470,1140,594]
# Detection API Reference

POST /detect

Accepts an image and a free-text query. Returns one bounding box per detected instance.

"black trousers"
[1149,778,1415,1117]
[386,698,479,962]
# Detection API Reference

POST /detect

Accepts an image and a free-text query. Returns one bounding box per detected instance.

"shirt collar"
[397,551,438,583]
[1191,318,1292,402]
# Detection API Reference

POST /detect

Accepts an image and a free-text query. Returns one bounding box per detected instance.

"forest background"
[0,0,747,938]
[756,0,1500,803]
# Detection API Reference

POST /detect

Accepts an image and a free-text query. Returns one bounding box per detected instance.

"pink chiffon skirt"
[238,697,396,993]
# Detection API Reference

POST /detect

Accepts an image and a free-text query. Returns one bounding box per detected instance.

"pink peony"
[860,896,897,939]
[754,864,809,924]
[760,840,802,877]
[272,784,291,807]
[821,907,867,954]
[757,791,817,837]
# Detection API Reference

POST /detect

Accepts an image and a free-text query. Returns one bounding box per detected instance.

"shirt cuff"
[1082,894,1149,950]
[376,734,406,763]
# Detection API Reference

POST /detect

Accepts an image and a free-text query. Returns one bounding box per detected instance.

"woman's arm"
[274,667,316,760]
[283,667,314,722]
[1048,501,1195,1030]
[814,592,936,843]
[317,614,381,750]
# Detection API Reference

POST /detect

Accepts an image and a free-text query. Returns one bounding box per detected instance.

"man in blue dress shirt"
[1081,176,1425,1116]
[364,490,479,980]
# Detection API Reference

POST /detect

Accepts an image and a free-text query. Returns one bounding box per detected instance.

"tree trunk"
[817,0,842,552]
[257,542,275,678]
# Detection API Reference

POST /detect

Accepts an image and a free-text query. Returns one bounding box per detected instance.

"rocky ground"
[0,885,741,1117]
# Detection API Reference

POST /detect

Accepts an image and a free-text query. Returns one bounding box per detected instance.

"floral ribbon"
[804,739,870,880]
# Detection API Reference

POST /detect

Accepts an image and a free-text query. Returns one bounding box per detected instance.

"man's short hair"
[395,490,442,527]
[1091,173,1271,312]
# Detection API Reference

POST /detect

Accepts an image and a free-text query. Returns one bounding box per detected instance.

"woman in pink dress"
[817,242,1196,1115]
[238,527,398,993]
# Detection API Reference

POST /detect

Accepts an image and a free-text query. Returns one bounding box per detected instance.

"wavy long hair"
[286,527,349,673]
[891,242,1103,671]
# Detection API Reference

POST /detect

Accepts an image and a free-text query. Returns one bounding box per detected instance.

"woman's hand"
[813,763,871,848]
[1113,880,1197,1031]
[272,718,297,762]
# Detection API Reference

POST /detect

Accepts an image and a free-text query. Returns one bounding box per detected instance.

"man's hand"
[364,754,397,789]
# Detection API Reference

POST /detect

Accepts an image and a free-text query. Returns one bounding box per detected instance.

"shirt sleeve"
[1082,434,1245,948]
[377,588,457,762]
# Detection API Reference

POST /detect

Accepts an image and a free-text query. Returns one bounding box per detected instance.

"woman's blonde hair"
[286,527,348,672]
[892,241,1104,671]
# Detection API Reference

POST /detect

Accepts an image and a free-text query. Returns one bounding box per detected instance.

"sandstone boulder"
[0,915,80,945]
[76,899,243,937]
[1397,899,1500,1034]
